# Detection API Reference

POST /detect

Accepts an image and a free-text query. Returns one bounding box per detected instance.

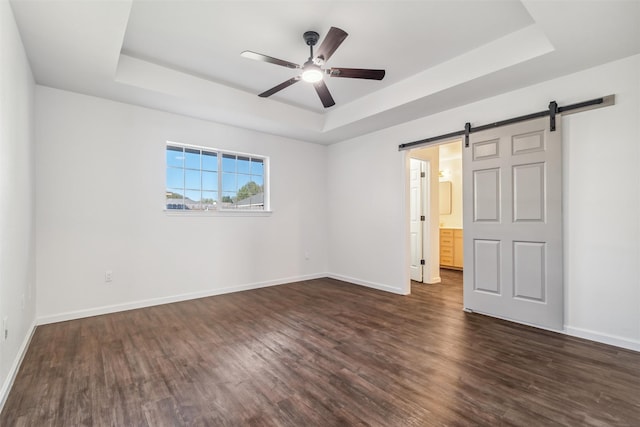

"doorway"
[405,116,563,332]
[407,141,463,285]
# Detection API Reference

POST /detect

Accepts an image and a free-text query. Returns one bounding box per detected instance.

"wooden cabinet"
[453,229,463,268]
[440,228,463,269]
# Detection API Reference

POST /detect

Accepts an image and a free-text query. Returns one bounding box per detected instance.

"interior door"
[462,116,563,330]
[409,158,423,282]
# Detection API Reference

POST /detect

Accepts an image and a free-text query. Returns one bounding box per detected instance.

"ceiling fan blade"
[328,68,386,80]
[258,76,301,98]
[313,80,335,108]
[314,27,348,63]
[241,51,300,69]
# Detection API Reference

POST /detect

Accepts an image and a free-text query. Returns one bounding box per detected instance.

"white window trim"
[164,141,272,215]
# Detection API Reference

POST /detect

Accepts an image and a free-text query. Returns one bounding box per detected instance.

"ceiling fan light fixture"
[301,65,323,83]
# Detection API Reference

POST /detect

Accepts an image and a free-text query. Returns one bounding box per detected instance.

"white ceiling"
[9,0,640,144]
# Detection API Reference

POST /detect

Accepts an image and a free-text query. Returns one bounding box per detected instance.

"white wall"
[326,135,409,294]
[35,87,328,322]
[327,54,640,351]
[0,0,37,408]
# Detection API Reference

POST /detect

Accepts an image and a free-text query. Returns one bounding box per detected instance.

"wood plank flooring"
[2,270,640,426]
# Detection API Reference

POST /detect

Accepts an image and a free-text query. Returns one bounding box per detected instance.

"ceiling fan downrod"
[303,30,320,60]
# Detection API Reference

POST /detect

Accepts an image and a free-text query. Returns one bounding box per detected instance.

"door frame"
[409,157,429,282]
[405,146,442,289]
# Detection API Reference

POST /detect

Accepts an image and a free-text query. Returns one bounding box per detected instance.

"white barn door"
[463,116,563,330]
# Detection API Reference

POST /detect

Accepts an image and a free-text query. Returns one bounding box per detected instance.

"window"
[166,143,268,212]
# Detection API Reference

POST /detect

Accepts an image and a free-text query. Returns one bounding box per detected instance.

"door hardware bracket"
[549,101,558,132]
[464,122,471,147]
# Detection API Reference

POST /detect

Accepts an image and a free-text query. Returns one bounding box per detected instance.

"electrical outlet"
[2,317,8,342]
[105,270,113,283]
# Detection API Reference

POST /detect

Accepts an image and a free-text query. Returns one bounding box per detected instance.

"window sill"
[164,209,273,217]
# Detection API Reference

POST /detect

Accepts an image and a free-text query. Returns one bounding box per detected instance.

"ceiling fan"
[241,27,385,108]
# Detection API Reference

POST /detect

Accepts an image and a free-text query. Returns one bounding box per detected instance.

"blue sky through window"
[166,145,265,210]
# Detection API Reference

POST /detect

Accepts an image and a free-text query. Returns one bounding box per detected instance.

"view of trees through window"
[166,144,266,211]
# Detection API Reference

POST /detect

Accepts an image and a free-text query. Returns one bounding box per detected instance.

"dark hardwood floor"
[2,270,640,426]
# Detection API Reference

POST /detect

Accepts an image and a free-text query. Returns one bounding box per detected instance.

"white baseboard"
[327,273,408,295]
[464,308,566,334]
[565,326,640,353]
[36,273,327,325]
[467,310,640,353]
[0,320,37,414]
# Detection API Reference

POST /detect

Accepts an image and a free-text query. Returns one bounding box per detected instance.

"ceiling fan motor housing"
[303,31,320,46]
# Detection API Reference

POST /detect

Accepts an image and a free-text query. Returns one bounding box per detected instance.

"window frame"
[165,141,271,215]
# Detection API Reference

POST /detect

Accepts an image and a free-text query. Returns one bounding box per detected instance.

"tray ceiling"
[10,0,640,144]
